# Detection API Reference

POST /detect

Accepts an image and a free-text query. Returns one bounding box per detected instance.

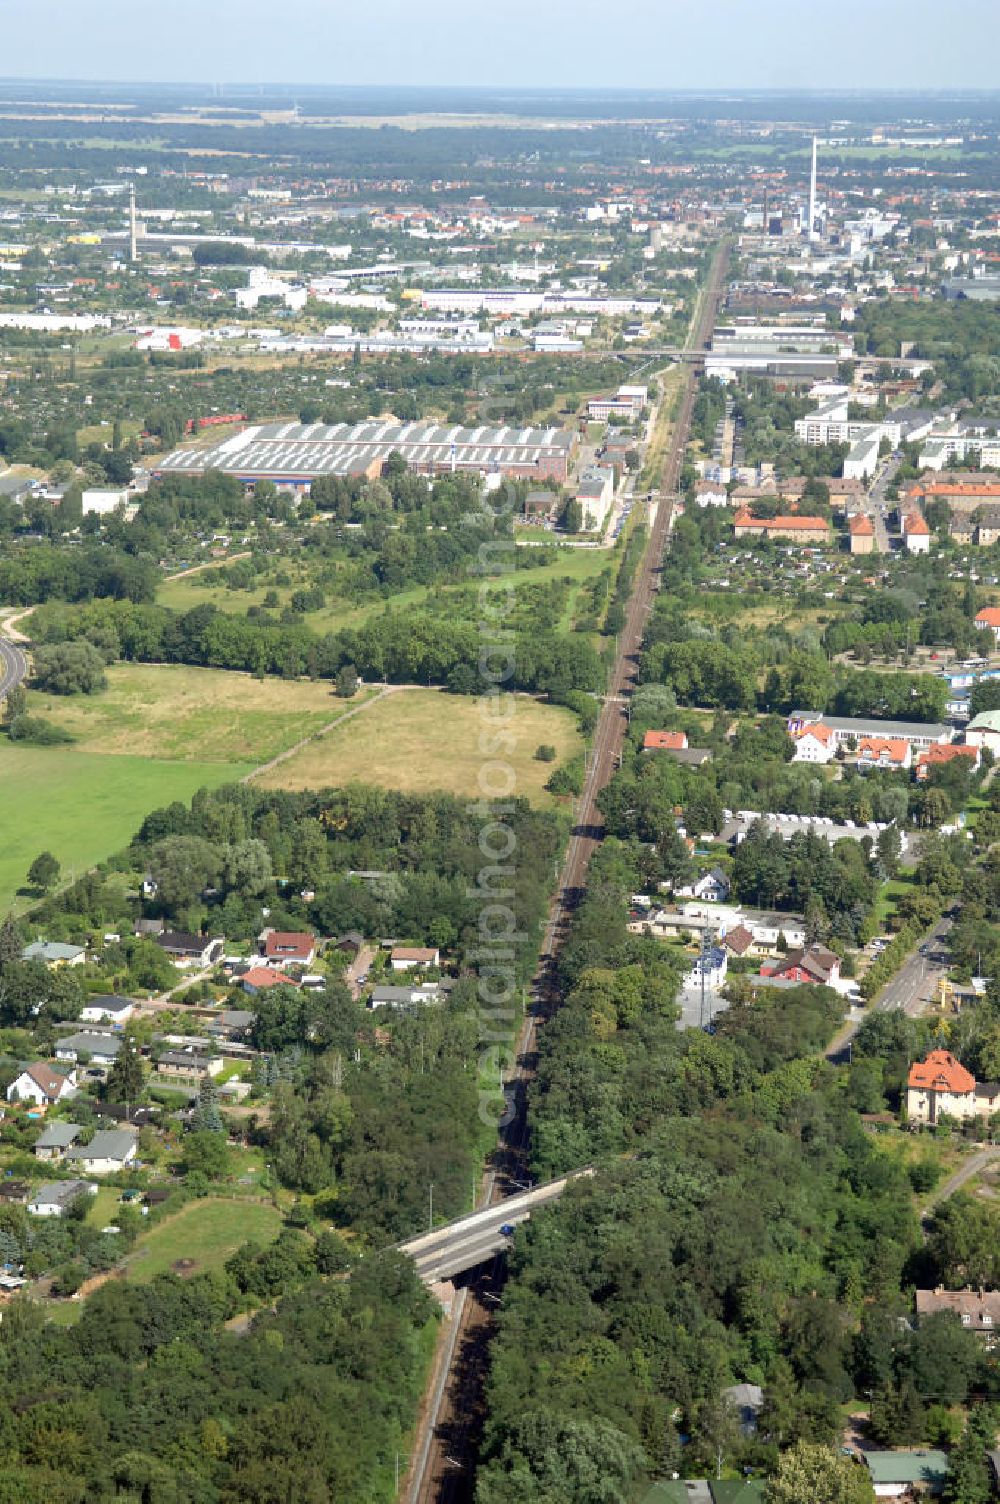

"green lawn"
[873,875,916,928]
[0,743,251,912]
[85,1186,124,1229]
[126,1197,283,1283]
[35,663,359,764]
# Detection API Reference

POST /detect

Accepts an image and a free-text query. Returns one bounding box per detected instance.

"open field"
[35,663,362,763]
[126,1197,283,1283]
[0,742,249,912]
[76,418,143,448]
[253,686,583,805]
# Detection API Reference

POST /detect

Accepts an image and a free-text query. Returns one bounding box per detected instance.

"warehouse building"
[155,420,577,488]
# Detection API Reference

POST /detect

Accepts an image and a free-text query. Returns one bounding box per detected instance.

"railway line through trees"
[404,241,730,1504]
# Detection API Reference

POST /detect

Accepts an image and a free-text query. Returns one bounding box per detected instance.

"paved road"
[399,1171,593,1284]
[0,635,28,702]
[863,456,901,553]
[826,916,952,1061]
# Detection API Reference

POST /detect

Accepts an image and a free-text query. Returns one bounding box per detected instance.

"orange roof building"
[915,743,980,780]
[856,737,911,769]
[643,730,688,752]
[909,1050,974,1093]
[734,511,831,542]
[849,513,875,555]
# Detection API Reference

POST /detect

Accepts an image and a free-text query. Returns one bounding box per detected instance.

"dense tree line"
[30,594,604,698]
[0,1251,433,1500]
[476,836,996,1499]
[0,547,157,608]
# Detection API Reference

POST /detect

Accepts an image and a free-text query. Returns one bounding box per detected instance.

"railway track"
[405,241,729,1504]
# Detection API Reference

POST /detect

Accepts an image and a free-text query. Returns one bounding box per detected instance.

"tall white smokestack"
[129,182,137,263]
[808,137,818,243]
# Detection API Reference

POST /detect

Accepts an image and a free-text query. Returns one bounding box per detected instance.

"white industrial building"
[81,488,129,516]
[235,267,308,312]
[575,466,616,531]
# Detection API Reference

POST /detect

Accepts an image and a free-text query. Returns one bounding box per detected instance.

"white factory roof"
[156,420,574,480]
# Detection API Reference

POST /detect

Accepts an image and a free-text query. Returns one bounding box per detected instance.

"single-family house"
[915,1287,1000,1348]
[693,481,728,508]
[682,946,728,992]
[333,931,366,957]
[239,966,297,994]
[154,932,224,968]
[761,944,841,987]
[965,710,1000,755]
[205,1008,256,1041]
[678,868,731,903]
[155,1050,223,1081]
[721,924,771,959]
[33,1121,82,1162]
[906,1050,986,1125]
[80,994,135,1026]
[849,512,875,554]
[861,1449,948,1498]
[65,1128,138,1176]
[904,510,931,553]
[390,946,440,972]
[54,1033,122,1068]
[20,941,86,968]
[134,918,165,938]
[28,1180,97,1218]
[722,1383,764,1438]
[791,724,836,764]
[261,930,317,968]
[857,737,912,771]
[643,730,688,752]
[368,982,443,1010]
[975,607,1000,644]
[7,1062,78,1106]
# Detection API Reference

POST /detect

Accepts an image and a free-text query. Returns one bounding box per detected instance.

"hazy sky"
[1,0,996,90]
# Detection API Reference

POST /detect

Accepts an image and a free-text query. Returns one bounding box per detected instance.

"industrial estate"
[1,66,1000,1504]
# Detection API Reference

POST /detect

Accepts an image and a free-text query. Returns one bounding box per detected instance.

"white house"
[693,481,729,508]
[64,1128,138,1176]
[7,1062,78,1106]
[28,1180,96,1218]
[902,511,931,553]
[389,946,440,972]
[791,725,837,764]
[975,608,1000,644]
[682,946,728,992]
[80,995,135,1026]
[368,982,443,1010]
[677,868,731,903]
[965,710,1000,755]
[54,1033,122,1068]
[905,1050,1000,1126]
[856,737,912,772]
